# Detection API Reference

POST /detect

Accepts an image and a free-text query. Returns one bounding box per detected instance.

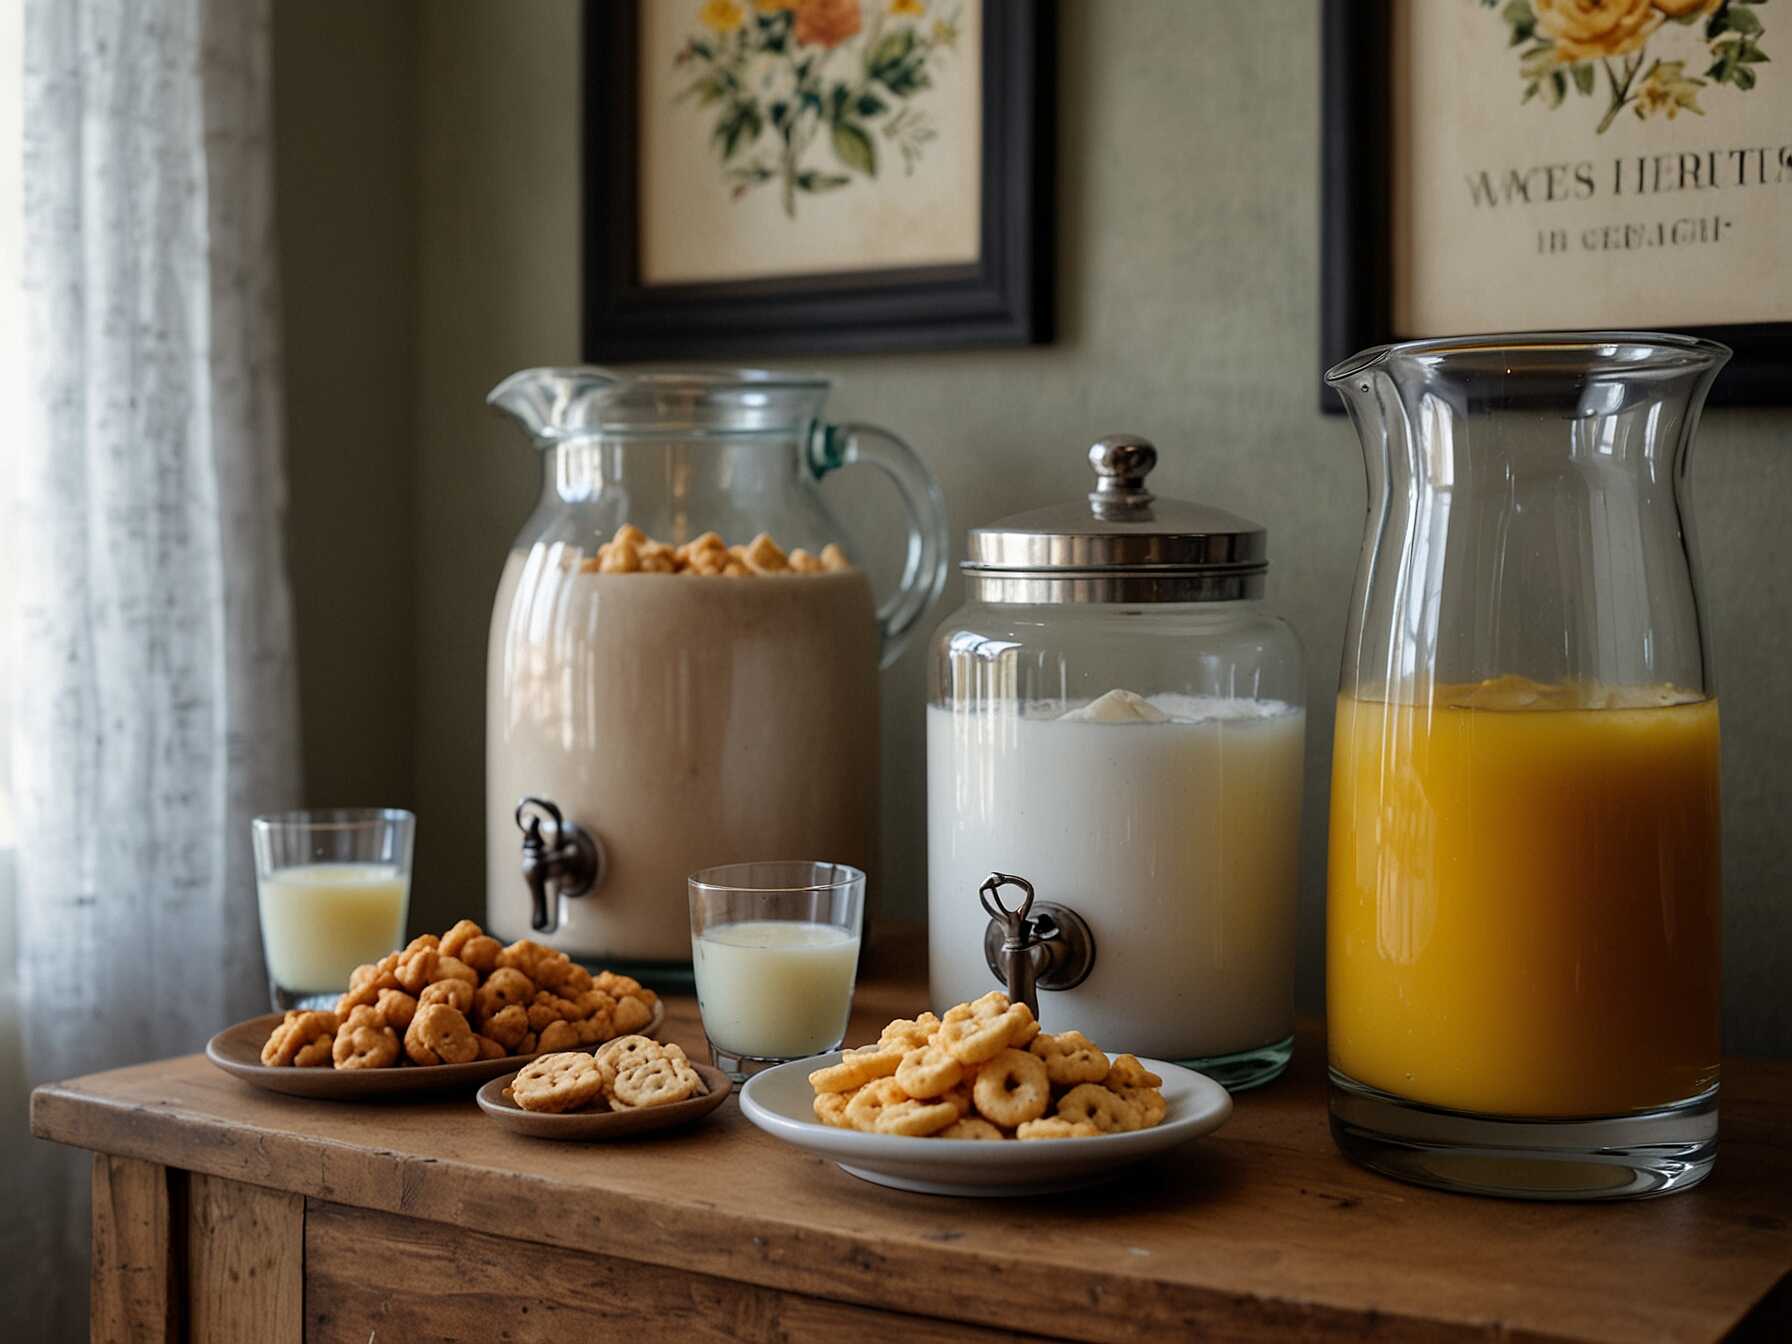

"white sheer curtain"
[10,1,298,1337]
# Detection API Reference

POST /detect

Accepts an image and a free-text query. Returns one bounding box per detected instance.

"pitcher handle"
[813,421,949,670]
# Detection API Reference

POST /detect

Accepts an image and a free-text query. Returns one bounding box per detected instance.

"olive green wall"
[283,0,1790,1054]
[276,0,420,819]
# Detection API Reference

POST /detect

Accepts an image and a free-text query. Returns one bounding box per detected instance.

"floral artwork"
[677,0,963,216]
[1479,0,1773,130]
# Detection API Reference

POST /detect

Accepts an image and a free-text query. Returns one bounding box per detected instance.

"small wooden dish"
[476,1062,732,1139]
[205,1000,666,1100]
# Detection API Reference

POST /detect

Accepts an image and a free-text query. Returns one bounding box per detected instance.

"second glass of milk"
[689,861,865,1081]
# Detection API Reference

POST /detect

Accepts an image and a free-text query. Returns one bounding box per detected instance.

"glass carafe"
[484,368,946,978]
[1326,332,1728,1200]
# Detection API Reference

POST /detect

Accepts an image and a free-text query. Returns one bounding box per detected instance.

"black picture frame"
[1319,0,1791,411]
[584,0,1054,361]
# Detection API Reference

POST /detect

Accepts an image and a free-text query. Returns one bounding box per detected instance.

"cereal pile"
[504,1036,707,1114]
[259,920,658,1070]
[808,991,1168,1140]
[579,524,852,576]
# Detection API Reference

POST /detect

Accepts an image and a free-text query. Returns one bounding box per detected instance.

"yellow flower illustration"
[794,0,862,49]
[1634,59,1705,118]
[700,0,747,33]
[1486,0,1770,132]
[890,0,927,17]
[1533,0,1662,63]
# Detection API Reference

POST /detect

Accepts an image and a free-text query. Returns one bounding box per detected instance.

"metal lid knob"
[1088,434,1157,518]
[960,432,1268,603]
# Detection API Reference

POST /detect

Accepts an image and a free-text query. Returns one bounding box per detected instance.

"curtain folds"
[11,1,298,1336]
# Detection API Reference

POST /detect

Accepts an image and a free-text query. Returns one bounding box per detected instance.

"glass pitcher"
[1326,332,1728,1200]
[483,368,947,978]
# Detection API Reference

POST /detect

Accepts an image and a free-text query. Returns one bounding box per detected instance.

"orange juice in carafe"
[1327,677,1721,1119]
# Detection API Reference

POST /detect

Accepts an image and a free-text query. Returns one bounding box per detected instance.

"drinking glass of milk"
[251,809,415,1010]
[689,861,865,1081]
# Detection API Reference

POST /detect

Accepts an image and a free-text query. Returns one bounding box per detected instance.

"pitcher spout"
[487,367,621,443]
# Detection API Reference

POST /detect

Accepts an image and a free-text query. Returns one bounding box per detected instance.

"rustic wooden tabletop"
[32,981,1792,1342]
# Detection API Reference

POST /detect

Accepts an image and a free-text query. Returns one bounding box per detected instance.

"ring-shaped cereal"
[1017,1117,1101,1140]
[1054,1083,1143,1133]
[844,1076,909,1132]
[894,1045,963,1099]
[878,1013,941,1053]
[939,1003,1031,1066]
[807,1044,901,1094]
[938,1116,1006,1140]
[1118,1085,1168,1128]
[1029,1030,1110,1085]
[1106,1054,1163,1090]
[813,1090,855,1127]
[874,1095,961,1137]
[971,1047,1051,1127]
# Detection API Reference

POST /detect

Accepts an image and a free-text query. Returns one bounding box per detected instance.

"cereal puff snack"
[259,919,659,1071]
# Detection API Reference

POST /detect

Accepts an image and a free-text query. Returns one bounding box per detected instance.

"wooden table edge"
[31,1075,1598,1344]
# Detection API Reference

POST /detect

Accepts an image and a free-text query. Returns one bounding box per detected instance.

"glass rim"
[1326,330,1732,385]
[688,860,865,895]
[252,807,415,832]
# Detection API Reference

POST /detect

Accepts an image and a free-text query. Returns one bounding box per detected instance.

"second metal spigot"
[516,795,604,934]
[978,872,1097,1019]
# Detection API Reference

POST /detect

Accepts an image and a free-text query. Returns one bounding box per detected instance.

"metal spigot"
[516,796,604,934]
[978,872,1097,1019]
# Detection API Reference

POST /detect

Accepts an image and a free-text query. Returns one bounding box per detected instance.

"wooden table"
[31,982,1792,1343]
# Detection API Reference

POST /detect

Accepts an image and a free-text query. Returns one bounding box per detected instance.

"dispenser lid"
[964,435,1267,576]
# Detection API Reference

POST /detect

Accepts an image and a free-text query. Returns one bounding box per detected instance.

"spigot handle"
[977,872,1097,1020]
[515,796,603,934]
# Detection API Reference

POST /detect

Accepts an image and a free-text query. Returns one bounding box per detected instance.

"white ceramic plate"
[740,1052,1232,1197]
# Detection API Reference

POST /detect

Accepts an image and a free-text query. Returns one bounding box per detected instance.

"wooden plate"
[476,1061,732,1139]
[204,999,667,1100]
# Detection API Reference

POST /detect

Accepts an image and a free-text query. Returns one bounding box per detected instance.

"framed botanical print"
[1322,0,1792,407]
[585,0,1053,359]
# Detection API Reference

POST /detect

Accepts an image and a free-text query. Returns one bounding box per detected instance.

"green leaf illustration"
[715,101,764,162]
[796,171,851,193]
[1571,61,1595,94]
[855,91,889,118]
[1729,6,1764,35]
[1502,0,1537,45]
[831,121,877,176]
[867,28,918,76]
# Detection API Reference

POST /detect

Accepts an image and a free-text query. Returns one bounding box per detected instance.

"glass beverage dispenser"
[485,368,947,978]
